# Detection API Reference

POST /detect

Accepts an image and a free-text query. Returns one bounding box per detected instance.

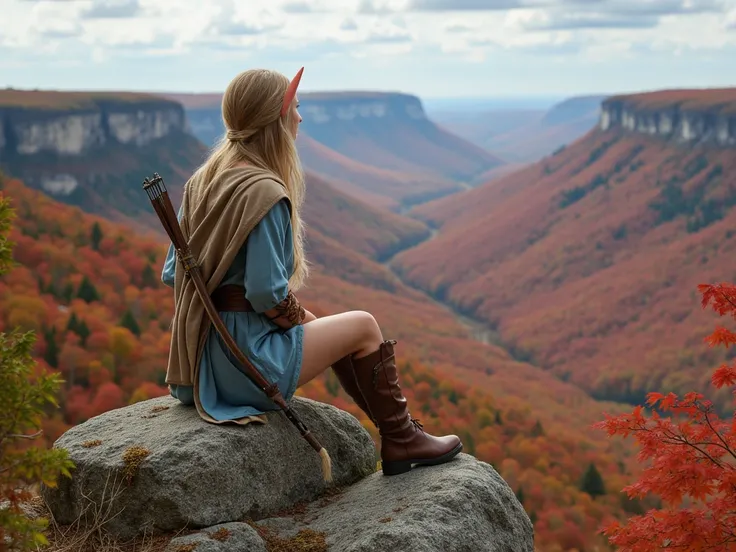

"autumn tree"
[595,282,736,551]
[0,193,74,550]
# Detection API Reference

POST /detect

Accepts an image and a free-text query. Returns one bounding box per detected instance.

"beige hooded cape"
[166,165,289,425]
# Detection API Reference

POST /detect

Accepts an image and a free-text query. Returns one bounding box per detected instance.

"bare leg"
[297,310,383,387]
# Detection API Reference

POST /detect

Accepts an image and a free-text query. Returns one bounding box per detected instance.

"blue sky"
[1,0,735,100]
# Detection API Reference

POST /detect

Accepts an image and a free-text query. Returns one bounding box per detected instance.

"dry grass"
[208,527,231,542]
[82,440,102,448]
[34,471,176,552]
[247,521,328,552]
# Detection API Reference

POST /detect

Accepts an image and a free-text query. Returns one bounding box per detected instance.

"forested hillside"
[393,90,736,411]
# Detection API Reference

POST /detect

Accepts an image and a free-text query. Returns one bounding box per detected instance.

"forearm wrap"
[267,291,306,327]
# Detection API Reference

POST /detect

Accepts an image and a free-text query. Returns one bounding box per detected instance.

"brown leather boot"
[348,340,463,476]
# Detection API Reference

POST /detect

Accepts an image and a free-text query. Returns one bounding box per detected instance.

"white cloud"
[727,7,736,27]
[0,0,734,96]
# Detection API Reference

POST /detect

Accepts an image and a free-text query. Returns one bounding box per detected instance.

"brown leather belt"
[211,284,255,312]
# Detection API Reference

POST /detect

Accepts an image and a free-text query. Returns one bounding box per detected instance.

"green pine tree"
[0,192,75,550]
[515,486,525,505]
[76,275,100,303]
[141,263,158,288]
[66,312,79,333]
[76,320,90,347]
[90,221,103,251]
[580,462,606,498]
[120,309,141,336]
[43,326,59,368]
[61,282,74,303]
[447,389,459,405]
[531,419,544,437]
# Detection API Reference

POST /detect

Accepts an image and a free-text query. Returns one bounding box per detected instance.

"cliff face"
[1,91,187,162]
[166,90,502,187]
[298,91,502,182]
[0,90,205,225]
[300,91,426,125]
[600,89,736,147]
[165,92,428,145]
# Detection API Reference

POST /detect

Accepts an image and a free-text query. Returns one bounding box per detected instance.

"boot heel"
[382,459,413,476]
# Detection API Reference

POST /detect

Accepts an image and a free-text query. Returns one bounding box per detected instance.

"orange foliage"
[595,282,736,551]
[0,173,643,551]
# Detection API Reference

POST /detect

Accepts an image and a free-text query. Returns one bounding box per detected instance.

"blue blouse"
[162,199,304,420]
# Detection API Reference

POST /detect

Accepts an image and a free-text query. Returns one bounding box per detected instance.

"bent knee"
[350,310,382,348]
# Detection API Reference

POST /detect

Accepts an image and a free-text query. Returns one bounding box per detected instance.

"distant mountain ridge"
[162,90,502,210]
[433,95,608,167]
[296,91,503,181]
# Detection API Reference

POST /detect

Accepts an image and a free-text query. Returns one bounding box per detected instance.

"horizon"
[2,0,735,101]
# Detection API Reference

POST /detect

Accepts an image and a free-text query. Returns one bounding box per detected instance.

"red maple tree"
[595,282,736,551]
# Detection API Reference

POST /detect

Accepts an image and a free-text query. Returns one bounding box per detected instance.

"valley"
[2,85,734,551]
[393,88,736,413]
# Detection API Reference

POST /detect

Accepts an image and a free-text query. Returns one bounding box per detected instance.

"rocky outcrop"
[41,396,376,540]
[250,453,534,551]
[0,90,187,159]
[0,90,205,223]
[600,89,736,147]
[40,396,534,551]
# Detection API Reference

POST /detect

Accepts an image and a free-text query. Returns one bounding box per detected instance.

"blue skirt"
[169,311,303,420]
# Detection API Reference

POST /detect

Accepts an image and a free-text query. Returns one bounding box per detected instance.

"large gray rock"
[164,522,266,552]
[254,453,534,551]
[41,396,376,540]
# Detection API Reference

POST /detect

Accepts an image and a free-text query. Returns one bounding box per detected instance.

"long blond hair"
[192,68,308,290]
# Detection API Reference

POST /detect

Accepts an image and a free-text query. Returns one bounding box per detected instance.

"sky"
[1,0,735,100]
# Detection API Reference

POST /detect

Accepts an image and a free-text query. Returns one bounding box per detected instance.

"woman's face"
[288,94,302,139]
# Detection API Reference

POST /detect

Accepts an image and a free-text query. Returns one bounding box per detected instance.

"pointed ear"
[281,67,304,117]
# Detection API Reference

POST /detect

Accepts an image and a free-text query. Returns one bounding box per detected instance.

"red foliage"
[595,282,736,551]
[89,382,125,419]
